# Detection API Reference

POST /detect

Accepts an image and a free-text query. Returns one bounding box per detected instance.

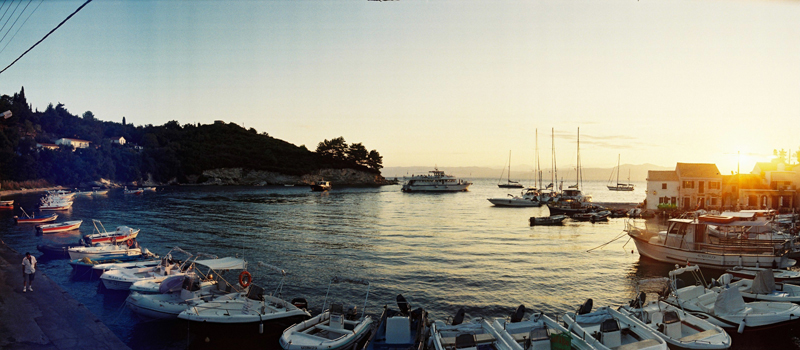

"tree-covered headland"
[0,88,384,188]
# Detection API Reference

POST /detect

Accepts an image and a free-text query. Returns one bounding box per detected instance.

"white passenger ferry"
[401,168,471,193]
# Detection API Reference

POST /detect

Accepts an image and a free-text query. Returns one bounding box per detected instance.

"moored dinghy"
[36,220,82,234]
[362,294,428,350]
[491,305,594,350]
[428,308,511,350]
[563,299,667,350]
[99,247,191,290]
[618,278,731,350]
[281,276,373,350]
[724,265,800,284]
[664,265,800,332]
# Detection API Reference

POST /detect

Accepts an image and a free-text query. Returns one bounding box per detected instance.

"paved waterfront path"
[0,240,130,350]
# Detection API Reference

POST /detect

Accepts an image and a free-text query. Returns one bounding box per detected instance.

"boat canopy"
[195,257,246,270]
[669,265,700,277]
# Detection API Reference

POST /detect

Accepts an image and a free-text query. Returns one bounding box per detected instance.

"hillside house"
[55,138,91,149]
[645,170,679,210]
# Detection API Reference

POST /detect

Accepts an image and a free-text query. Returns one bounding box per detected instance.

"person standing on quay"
[22,252,36,292]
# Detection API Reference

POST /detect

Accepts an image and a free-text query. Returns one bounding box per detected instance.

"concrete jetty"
[0,240,130,350]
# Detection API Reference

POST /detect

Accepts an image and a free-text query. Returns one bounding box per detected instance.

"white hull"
[619,301,731,350]
[401,183,470,192]
[563,307,667,350]
[280,311,373,350]
[68,246,142,260]
[631,235,793,269]
[182,294,311,325]
[487,198,542,207]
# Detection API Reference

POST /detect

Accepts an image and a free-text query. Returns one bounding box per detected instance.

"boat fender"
[737,318,746,334]
[259,315,264,334]
[239,271,252,288]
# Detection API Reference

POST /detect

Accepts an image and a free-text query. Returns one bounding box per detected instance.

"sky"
[0,0,798,175]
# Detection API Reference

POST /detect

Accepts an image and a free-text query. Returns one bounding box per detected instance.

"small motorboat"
[664,265,800,332]
[14,208,58,224]
[311,181,332,192]
[529,215,567,226]
[143,187,157,192]
[0,199,12,210]
[37,242,84,258]
[618,278,731,350]
[126,257,247,320]
[69,250,159,279]
[36,220,83,234]
[124,186,143,195]
[68,243,142,260]
[361,294,428,350]
[82,220,139,245]
[712,270,800,304]
[182,262,311,339]
[100,248,191,291]
[39,198,72,211]
[280,276,372,350]
[572,210,611,222]
[563,301,667,350]
[92,189,109,195]
[427,308,507,350]
[491,305,595,350]
[488,188,543,208]
[725,266,800,283]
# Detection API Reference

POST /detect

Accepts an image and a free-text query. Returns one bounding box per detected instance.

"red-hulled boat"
[14,210,58,224]
[83,220,140,244]
[37,220,83,234]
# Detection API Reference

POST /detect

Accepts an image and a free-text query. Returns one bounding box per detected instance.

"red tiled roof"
[675,163,721,178]
[647,170,678,181]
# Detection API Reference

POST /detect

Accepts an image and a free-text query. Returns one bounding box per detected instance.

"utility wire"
[0,0,13,33]
[0,0,42,56]
[0,0,22,40]
[0,0,33,47]
[0,0,92,75]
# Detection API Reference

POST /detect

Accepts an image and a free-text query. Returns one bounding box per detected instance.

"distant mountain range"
[382,164,673,183]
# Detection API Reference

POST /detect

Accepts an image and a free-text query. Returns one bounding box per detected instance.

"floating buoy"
[259,323,264,334]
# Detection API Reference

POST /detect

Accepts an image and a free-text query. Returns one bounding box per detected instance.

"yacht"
[401,168,471,193]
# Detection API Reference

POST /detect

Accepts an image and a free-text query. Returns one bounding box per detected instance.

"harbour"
[1,180,798,349]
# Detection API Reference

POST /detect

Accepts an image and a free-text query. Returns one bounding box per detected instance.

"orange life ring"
[239,271,252,288]
[126,239,133,247]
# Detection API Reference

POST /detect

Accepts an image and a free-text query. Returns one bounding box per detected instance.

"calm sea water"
[1,179,797,349]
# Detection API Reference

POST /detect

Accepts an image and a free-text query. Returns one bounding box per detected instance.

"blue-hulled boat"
[69,249,159,279]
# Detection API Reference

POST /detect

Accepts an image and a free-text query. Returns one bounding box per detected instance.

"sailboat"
[497,150,524,188]
[607,154,635,191]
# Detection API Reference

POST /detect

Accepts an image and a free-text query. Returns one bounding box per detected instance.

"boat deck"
[0,240,130,349]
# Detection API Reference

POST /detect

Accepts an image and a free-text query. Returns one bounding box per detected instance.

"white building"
[645,170,680,210]
[111,136,126,145]
[55,138,91,149]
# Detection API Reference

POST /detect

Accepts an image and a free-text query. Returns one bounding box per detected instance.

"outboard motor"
[291,298,308,311]
[629,292,646,309]
[345,305,359,321]
[510,304,525,323]
[451,308,466,326]
[397,294,410,316]
[576,299,593,315]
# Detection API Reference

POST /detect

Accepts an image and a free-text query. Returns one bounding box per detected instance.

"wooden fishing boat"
[14,210,58,224]
[82,220,139,245]
[529,215,567,226]
[37,220,83,234]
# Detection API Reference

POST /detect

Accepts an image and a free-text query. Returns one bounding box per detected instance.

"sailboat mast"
[552,128,557,192]
[536,129,541,189]
[616,154,621,185]
[508,150,512,184]
[577,127,581,190]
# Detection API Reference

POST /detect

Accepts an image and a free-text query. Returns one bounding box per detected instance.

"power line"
[0,1,14,32]
[0,0,92,75]
[0,0,43,56]
[0,0,33,47]
[0,0,23,39]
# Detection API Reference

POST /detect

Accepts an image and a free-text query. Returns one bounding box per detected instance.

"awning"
[195,257,246,270]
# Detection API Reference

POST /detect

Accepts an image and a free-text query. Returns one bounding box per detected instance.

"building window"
[710,198,718,206]
[682,181,694,189]
[709,182,720,190]
[662,183,667,190]
[670,197,676,204]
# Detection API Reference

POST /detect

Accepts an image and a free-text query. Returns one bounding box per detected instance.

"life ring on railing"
[126,239,133,247]
[239,271,252,288]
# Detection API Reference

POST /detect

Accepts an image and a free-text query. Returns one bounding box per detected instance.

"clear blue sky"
[1,0,798,174]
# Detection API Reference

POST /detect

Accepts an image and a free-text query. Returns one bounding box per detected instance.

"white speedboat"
[68,243,142,260]
[428,309,511,350]
[280,276,373,350]
[664,265,800,332]
[625,218,795,268]
[712,270,800,304]
[491,305,595,350]
[563,302,667,350]
[618,278,731,350]
[488,188,543,207]
[181,262,311,338]
[126,257,247,319]
[401,168,471,193]
[101,255,187,291]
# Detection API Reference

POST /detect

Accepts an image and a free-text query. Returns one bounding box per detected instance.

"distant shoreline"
[0,186,63,195]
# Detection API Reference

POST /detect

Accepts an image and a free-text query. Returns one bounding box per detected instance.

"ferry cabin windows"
[662,183,667,190]
[682,181,694,189]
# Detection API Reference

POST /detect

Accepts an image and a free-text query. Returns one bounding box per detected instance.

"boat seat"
[599,319,621,349]
[455,334,476,349]
[615,338,660,350]
[678,329,720,342]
